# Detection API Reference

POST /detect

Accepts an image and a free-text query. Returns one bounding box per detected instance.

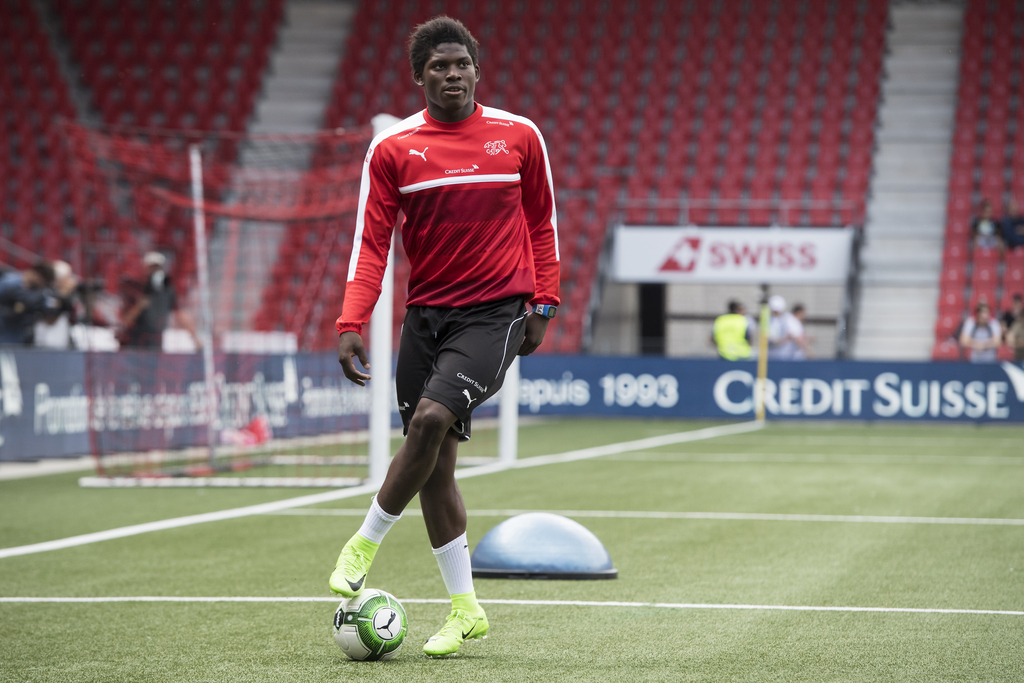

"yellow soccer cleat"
[423,607,489,658]
[328,534,379,598]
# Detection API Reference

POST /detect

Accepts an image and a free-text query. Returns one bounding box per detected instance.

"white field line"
[0,421,761,560]
[266,508,1024,527]
[608,452,1024,466]
[451,420,766,481]
[0,596,1020,617]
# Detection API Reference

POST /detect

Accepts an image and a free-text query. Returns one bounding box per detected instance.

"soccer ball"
[332,589,408,661]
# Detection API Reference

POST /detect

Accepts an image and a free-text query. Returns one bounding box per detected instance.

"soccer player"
[328,16,559,657]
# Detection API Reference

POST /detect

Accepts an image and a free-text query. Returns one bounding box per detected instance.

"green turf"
[2,419,1024,682]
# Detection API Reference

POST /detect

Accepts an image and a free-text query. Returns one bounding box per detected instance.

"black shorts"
[396,295,528,441]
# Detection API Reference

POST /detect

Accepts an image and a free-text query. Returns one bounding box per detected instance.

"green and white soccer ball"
[333,589,408,661]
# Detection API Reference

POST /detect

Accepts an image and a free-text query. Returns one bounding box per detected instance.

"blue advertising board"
[517,356,1024,423]
[0,349,371,461]
[1,349,1022,461]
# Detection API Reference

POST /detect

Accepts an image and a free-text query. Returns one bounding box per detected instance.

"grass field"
[2,417,1024,682]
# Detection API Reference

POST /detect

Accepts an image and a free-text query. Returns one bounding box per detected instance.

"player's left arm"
[518,123,560,356]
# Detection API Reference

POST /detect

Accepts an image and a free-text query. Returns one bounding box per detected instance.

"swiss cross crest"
[484,140,509,155]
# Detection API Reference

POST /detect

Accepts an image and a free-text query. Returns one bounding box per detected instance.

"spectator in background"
[712,300,755,360]
[1003,293,1024,361]
[767,294,799,360]
[33,260,79,349]
[120,252,199,350]
[959,302,1002,363]
[1001,199,1024,252]
[972,199,1004,252]
[0,261,57,345]
[790,303,812,360]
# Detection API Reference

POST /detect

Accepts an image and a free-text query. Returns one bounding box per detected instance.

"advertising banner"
[517,356,1024,424]
[0,350,371,461]
[612,226,854,284]
[2,350,1022,461]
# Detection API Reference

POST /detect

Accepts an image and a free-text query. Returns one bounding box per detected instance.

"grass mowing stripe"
[609,452,1024,465]
[715,436,1024,447]
[266,508,1024,526]
[2,596,1021,616]
[509,420,764,470]
[0,421,759,560]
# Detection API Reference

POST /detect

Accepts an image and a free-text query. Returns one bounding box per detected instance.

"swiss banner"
[612,226,855,284]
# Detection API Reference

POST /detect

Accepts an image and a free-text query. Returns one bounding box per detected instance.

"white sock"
[356,496,401,544]
[432,532,474,596]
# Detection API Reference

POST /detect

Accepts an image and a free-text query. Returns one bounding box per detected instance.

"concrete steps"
[250,0,356,134]
[30,0,94,122]
[210,0,357,331]
[852,3,963,360]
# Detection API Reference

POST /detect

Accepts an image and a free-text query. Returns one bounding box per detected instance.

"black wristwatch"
[532,304,557,319]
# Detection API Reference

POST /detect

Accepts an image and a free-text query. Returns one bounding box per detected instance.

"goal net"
[63,120,517,487]
[66,121,370,485]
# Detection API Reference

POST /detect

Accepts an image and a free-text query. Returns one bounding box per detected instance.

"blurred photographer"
[34,261,80,349]
[0,260,57,346]
[120,252,199,350]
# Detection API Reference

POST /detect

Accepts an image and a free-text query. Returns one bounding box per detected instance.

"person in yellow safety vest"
[713,300,754,360]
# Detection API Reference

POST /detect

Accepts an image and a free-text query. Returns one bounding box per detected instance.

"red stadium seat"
[932,339,963,361]
[972,247,1001,269]
[1004,263,1024,294]
[940,265,967,286]
[943,240,970,264]
[935,312,962,339]
[938,287,965,313]
[970,287,999,311]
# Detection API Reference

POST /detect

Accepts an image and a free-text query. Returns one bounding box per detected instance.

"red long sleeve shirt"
[335,104,560,334]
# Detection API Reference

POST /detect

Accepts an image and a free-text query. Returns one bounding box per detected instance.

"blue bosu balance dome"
[471,513,617,580]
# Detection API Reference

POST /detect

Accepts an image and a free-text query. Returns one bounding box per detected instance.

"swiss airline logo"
[659,236,701,272]
[613,227,855,285]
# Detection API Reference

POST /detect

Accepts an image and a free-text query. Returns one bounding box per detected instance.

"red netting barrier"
[62,122,386,484]
[63,121,374,350]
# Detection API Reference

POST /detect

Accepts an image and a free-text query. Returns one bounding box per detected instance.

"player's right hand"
[338,331,371,386]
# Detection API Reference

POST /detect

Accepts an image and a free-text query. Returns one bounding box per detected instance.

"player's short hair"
[408,15,479,75]
[727,300,743,314]
[792,303,806,315]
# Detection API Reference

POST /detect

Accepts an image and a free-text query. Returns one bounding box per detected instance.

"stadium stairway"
[249,0,356,134]
[853,2,963,360]
[207,0,358,333]
[30,0,91,123]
